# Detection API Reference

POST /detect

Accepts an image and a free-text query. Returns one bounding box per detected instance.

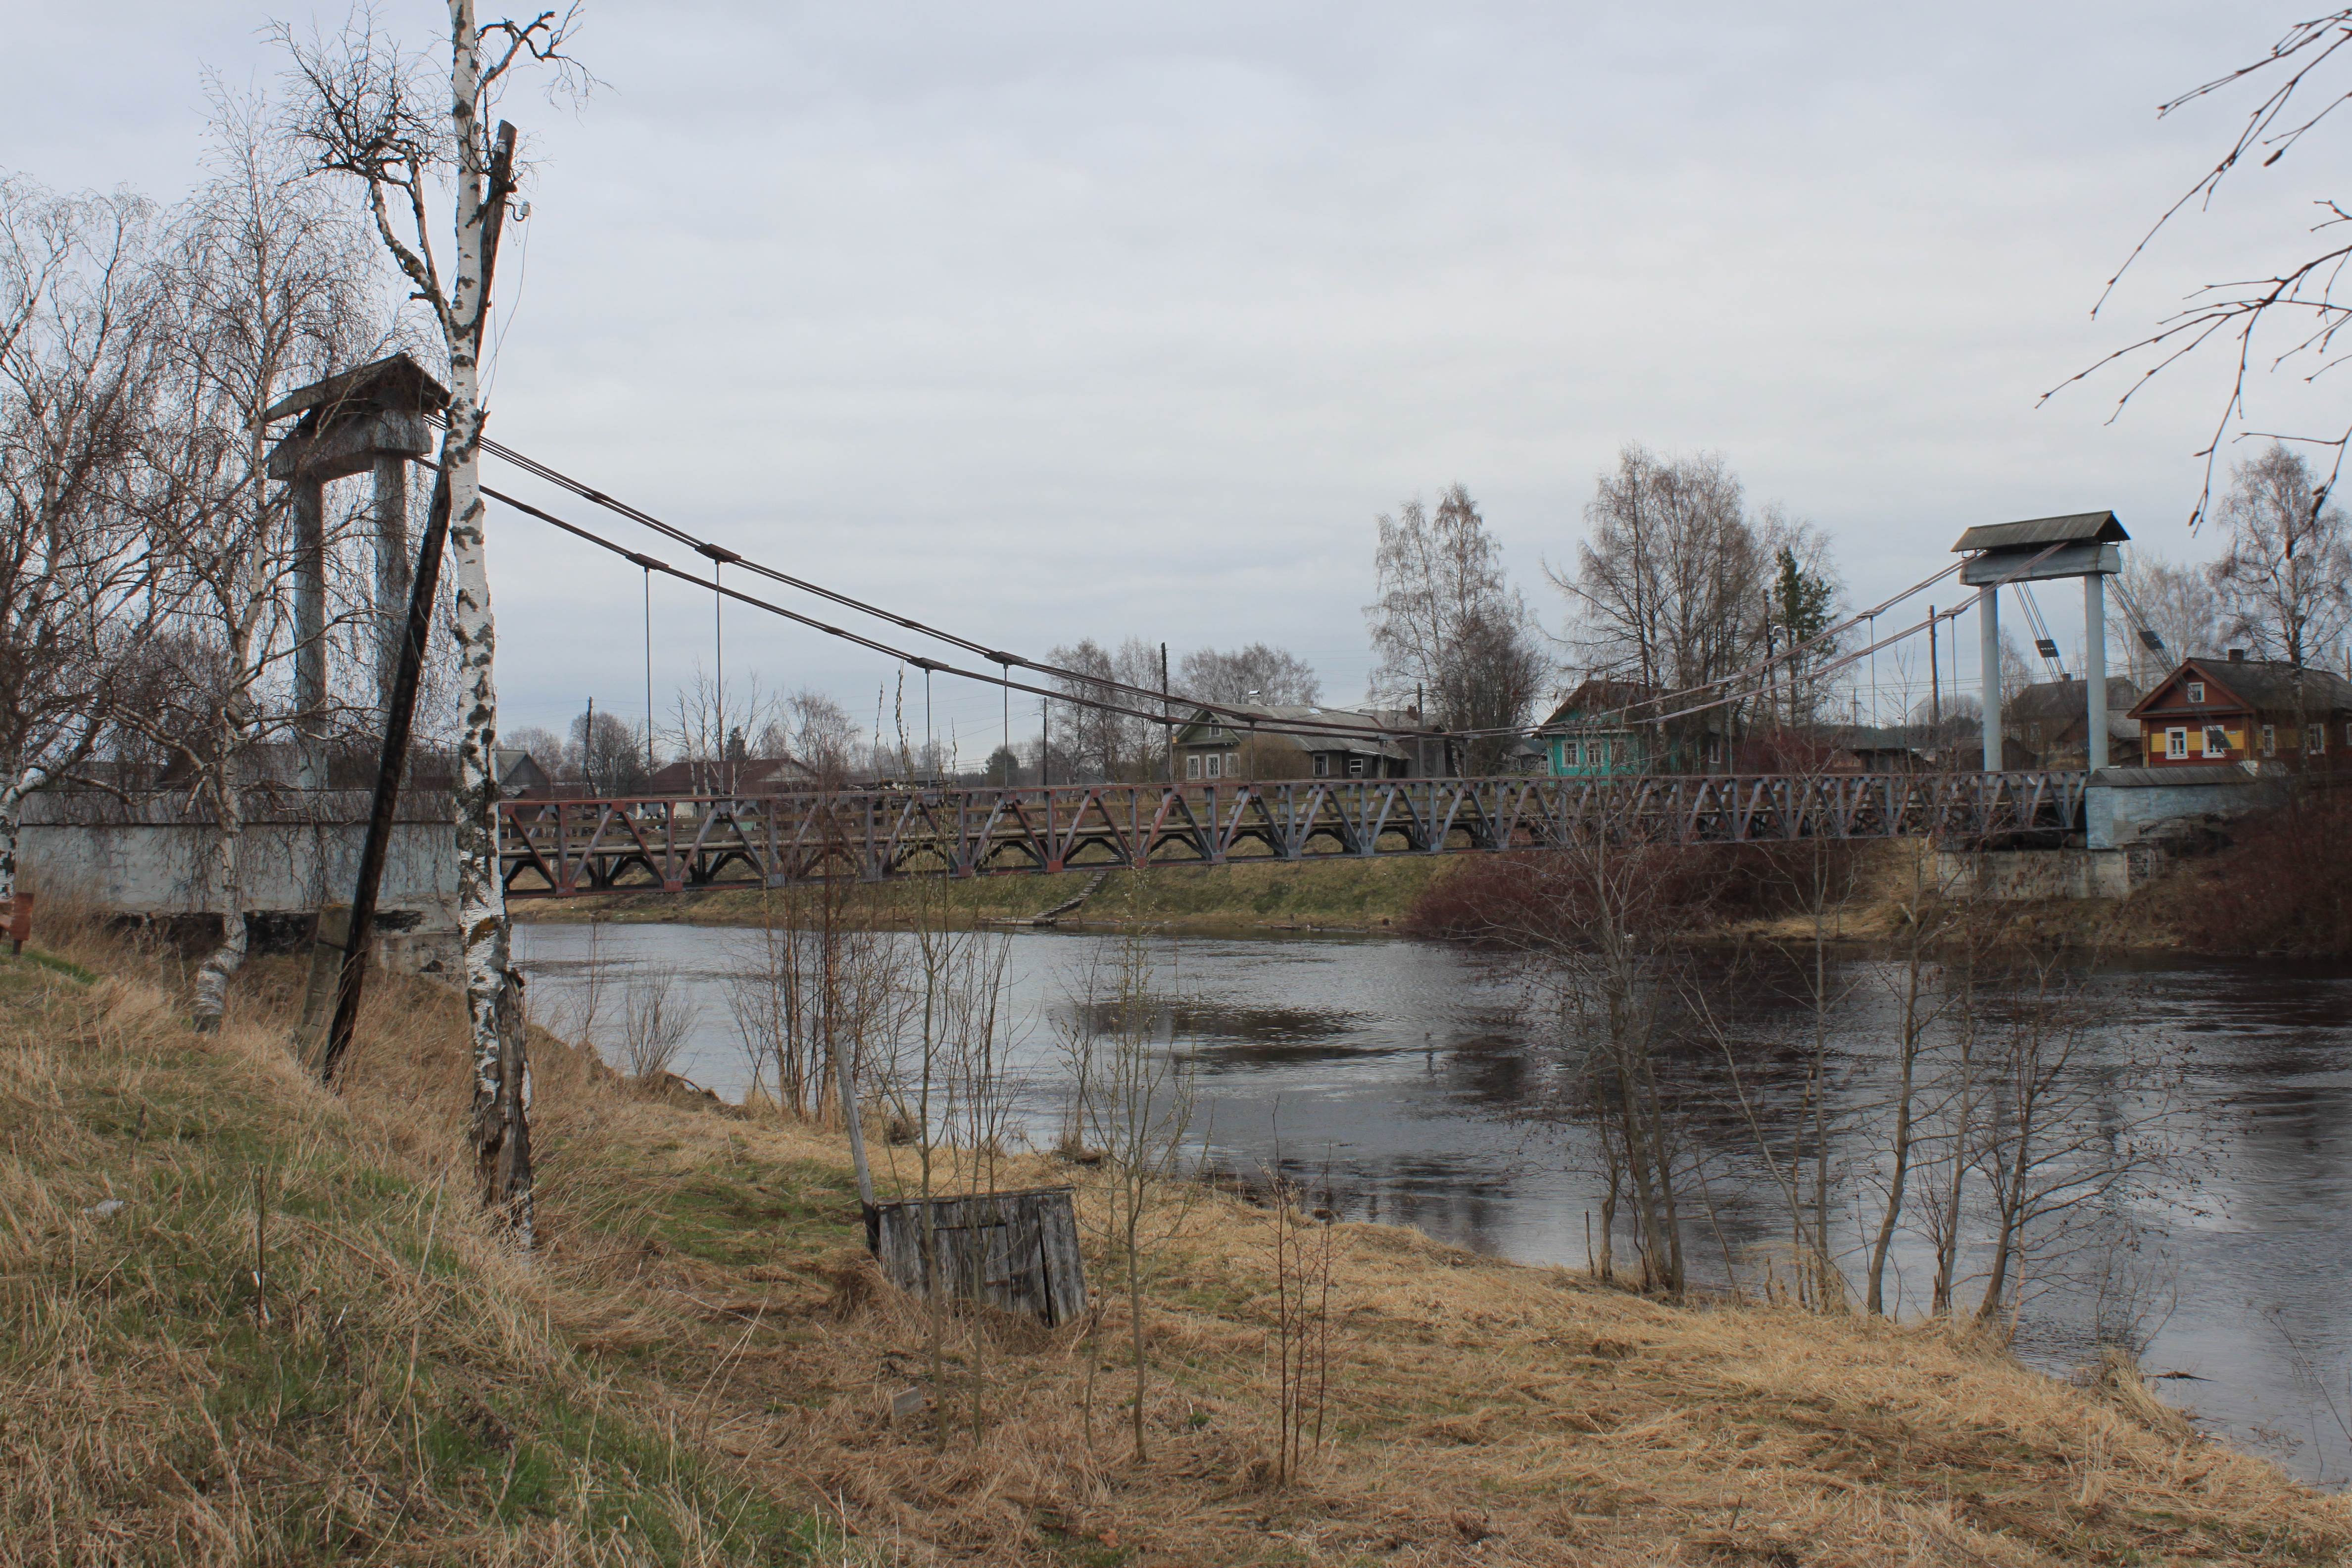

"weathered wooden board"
[866,1185,1087,1326]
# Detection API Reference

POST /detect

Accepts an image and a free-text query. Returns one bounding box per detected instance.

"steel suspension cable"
[449,429,1975,741]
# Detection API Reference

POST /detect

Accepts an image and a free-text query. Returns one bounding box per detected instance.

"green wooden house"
[1538,681,1662,778]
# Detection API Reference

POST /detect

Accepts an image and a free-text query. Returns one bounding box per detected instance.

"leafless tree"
[1555,445,1819,753]
[0,178,165,911]
[2051,12,2352,520]
[130,95,391,1029]
[2111,549,2229,686]
[1047,636,1165,781]
[570,705,645,793]
[1177,643,1321,706]
[2211,443,2352,670]
[1055,906,1198,1462]
[615,967,698,1082]
[1365,484,1548,774]
[664,664,780,791]
[278,2,589,1228]
[752,686,858,784]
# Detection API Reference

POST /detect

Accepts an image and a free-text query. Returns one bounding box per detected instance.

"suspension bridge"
[183,356,2198,925]
[496,771,2088,896]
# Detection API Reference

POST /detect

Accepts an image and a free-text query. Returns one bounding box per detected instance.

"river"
[513,919,2352,1485]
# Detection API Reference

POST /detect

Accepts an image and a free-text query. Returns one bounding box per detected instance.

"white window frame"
[1227,752,1240,778]
[1594,739,1611,767]
[1203,753,1220,780]
[1185,753,1201,781]
[1348,755,1366,777]
[2187,681,2205,703]
[2203,725,2230,756]
[1312,753,1329,778]
[2165,728,2188,759]
[2263,724,2277,757]
[2312,724,2329,755]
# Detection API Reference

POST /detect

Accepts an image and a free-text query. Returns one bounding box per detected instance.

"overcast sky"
[9,3,2335,757]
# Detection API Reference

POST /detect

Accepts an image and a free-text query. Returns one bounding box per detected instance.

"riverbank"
[7,913,2350,1564]
[506,841,2192,952]
[510,853,1458,934]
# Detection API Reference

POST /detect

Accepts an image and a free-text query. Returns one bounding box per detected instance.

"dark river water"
[513,921,2352,1485]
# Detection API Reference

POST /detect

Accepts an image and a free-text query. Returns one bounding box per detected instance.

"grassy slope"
[5,914,2349,1566]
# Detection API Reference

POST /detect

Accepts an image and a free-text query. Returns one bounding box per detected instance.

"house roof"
[1540,680,1666,730]
[1951,511,2130,553]
[643,756,819,794]
[492,748,544,781]
[1175,703,1411,759]
[2125,658,2352,721]
[2008,676,2144,738]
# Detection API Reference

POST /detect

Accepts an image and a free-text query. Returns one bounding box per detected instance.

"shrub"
[1402,841,1861,943]
[2168,787,2352,956]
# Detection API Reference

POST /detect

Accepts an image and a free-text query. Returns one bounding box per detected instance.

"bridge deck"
[497,771,2087,898]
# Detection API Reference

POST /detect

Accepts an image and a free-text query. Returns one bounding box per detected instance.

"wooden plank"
[867,1184,1086,1326]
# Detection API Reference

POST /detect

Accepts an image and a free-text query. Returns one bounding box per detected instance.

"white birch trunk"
[191,759,247,1029]
[0,772,31,909]
[443,0,523,1227]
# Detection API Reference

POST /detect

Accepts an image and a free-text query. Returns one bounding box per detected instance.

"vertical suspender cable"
[642,565,653,768]
[713,558,723,762]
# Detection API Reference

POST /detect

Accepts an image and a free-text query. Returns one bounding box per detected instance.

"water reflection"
[514,921,2352,1485]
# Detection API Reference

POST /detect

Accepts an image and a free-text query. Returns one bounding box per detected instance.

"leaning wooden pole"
[317,124,518,1092]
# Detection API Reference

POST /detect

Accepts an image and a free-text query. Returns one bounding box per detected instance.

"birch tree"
[133,98,385,1029]
[1365,484,1549,774]
[279,4,587,1213]
[0,178,164,911]
[2211,443,2352,671]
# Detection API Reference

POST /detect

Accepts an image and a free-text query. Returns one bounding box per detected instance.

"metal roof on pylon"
[1951,511,2129,553]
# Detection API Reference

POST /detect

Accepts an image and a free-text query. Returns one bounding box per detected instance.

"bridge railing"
[495,770,2087,898]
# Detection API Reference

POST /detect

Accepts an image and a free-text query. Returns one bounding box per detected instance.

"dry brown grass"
[3,906,2347,1565]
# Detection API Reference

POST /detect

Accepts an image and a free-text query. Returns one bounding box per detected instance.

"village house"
[490,748,552,798]
[641,756,822,796]
[1538,681,1734,776]
[2006,676,2144,769]
[2126,653,2352,769]
[1172,704,1416,781]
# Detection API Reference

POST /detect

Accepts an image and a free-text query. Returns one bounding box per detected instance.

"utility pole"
[1040,697,1050,788]
[319,123,518,1087]
[1161,641,1172,784]
[1927,609,1940,745]
[582,695,594,795]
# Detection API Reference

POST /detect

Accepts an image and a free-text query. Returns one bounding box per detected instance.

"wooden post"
[3,891,31,956]
[296,903,352,1071]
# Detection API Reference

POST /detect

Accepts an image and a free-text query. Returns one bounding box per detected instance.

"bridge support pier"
[2084,572,2108,772]
[1978,585,2001,773]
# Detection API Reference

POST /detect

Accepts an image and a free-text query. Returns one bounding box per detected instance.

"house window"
[2165,728,2188,759]
[1203,753,1220,780]
[1227,753,1240,778]
[1594,740,1611,767]
[2187,682,2205,703]
[1313,754,1329,778]
[1348,755,1366,777]
[2262,725,2277,757]
[2310,724,2327,755]
[1185,753,1201,781]
[2203,726,2230,756]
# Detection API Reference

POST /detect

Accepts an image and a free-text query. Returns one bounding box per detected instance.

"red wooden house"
[2125,653,2352,769]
